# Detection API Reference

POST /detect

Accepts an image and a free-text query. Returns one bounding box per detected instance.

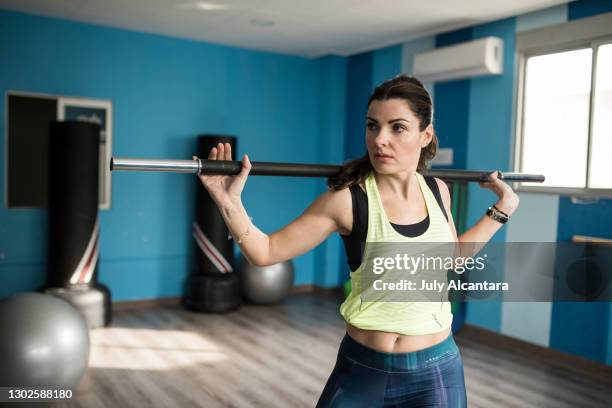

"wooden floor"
[57,294,612,408]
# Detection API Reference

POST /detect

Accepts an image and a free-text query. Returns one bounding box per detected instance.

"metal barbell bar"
[110,157,545,183]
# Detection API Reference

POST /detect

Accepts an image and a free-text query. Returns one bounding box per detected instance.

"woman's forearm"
[457,196,519,258]
[216,198,270,266]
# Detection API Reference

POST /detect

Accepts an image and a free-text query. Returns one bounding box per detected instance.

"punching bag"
[183,135,241,313]
[194,135,236,274]
[46,120,111,328]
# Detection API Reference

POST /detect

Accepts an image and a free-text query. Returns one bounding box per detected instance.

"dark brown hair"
[327,75,438,191]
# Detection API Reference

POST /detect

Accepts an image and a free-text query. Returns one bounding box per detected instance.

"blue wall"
[433,29,473,171]
[0,10,346,300]
[371,45,402,89]
[343,52,373,161]
[314,56,347,287]
[568,0,612,19]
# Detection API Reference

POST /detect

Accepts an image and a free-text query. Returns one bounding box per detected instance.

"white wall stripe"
[502,192,560,347]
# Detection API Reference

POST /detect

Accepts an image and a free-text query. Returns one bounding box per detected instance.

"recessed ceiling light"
[175,2,231,11]
[249,18,275,27]
[195,2,230,11]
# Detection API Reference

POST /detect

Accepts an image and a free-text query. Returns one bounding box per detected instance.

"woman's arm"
[217,189,350,266]
[198,142,351,267]
[435,172,519,257]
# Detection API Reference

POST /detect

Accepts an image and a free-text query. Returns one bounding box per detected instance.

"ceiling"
[0,0,571,58]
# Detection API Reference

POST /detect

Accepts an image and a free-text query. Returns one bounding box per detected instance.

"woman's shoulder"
[323,182,364,200]
[432,177,450,199]
[420,174,449,195]
[310,185,352,214]
[315,185,360,235]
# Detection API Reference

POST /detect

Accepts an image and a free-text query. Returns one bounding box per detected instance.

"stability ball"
[0,293,90,388]
[238,257,294,304]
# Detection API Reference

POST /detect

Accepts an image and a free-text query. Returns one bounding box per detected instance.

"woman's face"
[366,98,432,174]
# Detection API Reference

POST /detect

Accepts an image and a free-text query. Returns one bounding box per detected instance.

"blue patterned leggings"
[316,332,467,407]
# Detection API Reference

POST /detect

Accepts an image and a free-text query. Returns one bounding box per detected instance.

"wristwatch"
[486,206,508,224]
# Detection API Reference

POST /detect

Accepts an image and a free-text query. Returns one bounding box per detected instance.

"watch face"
[486,207,507,223]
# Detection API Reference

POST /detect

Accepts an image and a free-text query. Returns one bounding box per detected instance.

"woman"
[198,75,519,407]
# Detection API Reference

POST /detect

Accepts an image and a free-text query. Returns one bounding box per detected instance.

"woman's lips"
[375,154,393,161]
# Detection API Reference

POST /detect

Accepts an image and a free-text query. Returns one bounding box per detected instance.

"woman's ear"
[421,124,434,148]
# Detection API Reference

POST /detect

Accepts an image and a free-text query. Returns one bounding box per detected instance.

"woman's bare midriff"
[346,323,452,353]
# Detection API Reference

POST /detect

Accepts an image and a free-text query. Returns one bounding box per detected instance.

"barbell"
[110,157,545,183]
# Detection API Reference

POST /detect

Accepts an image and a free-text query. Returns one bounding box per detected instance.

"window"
[521,48,592,189]
[5,92,113,209]
[515,12,612,196]
[590,43,612,189]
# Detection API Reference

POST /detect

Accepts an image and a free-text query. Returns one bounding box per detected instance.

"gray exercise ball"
[238,257,295,304]
[0,292,90,388]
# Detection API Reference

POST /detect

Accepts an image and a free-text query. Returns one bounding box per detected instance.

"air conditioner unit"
[413,37,504,82]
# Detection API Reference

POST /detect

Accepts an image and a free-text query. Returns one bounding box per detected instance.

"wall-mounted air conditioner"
[413,37,504,82]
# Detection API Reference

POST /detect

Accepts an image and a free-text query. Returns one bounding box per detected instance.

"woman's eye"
[366,122,378,131]
[393,124,406,133]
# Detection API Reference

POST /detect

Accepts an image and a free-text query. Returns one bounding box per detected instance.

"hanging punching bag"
[45,120,111,328]
[183,135,241,313]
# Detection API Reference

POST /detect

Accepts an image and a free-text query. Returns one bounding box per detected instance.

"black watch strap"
[487,206,508,224]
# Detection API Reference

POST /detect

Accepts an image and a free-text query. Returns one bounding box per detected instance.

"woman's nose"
[374,130,390,146]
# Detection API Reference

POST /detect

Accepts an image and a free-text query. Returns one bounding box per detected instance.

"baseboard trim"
[112,296,181,311]
[457,324,612,386]
[291,284,344,297]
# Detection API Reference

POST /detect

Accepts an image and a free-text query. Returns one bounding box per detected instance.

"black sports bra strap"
[424,176,449,221]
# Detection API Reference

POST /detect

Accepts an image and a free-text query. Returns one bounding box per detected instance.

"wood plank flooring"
[56,294,612,408]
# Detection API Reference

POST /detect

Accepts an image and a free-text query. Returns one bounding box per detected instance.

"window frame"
[513,13,612,198]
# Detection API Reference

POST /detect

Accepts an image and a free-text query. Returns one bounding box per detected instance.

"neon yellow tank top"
[339,170,455,335]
